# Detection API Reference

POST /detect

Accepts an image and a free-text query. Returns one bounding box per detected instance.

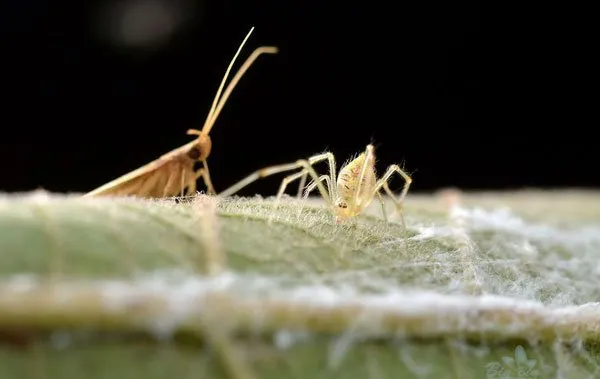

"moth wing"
[84,159,173,197]
[84,141,197,198]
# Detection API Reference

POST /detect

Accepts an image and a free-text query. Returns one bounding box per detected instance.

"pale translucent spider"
[219,144,412,226]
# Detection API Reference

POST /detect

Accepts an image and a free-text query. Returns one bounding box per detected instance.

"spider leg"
[376,191,388,223]
[297,174,331,217]
[218,152,335,199]
[307,152,337,200]
[302,175,332,199]
[296,171,308,199]
[270,159,334,223]
[372,164,413,227]
[353,145,376,209]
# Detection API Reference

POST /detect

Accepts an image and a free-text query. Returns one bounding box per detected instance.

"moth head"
[186,129,212,161]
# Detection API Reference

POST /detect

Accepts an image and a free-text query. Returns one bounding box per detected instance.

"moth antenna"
[205,45,278,135]
[200,26,255,136]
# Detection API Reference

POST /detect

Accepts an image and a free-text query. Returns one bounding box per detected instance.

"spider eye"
[187,147,201,160]
[337,202,348,209]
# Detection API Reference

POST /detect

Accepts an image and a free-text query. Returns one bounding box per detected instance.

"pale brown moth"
[84,27,278,198]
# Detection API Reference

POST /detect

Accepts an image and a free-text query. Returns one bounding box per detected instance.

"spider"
[219,144,412,225]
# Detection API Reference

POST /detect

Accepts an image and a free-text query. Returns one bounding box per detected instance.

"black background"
[0,0,594,196]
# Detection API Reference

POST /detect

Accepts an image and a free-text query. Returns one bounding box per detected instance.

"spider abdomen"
[336,152,377,210]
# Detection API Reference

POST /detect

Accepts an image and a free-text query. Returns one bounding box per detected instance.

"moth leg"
[187,170,198,196]
[193,167,214,195]
[200,161,217,195]
[179,168,187,198]
[137,173,161,198]
[162,168,180,197]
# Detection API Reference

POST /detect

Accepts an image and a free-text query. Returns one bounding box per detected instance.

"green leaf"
[0,190,599,379]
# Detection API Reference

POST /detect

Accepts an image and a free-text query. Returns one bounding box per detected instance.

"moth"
[84,27,278,198]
